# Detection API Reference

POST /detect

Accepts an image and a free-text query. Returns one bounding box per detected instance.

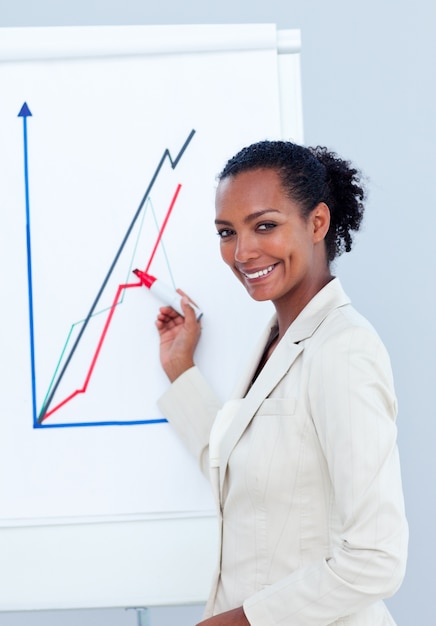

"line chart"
[19,102,196,429]
[39,184,182,424]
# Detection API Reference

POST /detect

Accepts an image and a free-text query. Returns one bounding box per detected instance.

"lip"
[239,263,277,280]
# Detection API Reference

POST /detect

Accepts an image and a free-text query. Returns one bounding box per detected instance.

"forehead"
[217,167,282,202]
[215,168,295,217]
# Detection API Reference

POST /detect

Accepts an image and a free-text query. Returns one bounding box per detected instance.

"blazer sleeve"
[243,325,408,625]
[157,366,222,477]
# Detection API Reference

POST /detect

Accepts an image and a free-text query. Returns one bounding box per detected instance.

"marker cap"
[133,269,156,288]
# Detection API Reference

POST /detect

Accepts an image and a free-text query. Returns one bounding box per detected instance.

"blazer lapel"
[229,317,277,400]
[219,336,304,492]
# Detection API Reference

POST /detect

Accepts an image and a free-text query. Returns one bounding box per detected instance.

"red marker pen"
[133,269,203,320]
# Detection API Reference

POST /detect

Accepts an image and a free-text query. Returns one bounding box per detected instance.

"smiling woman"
[214,141,364,335]
[151,139,408,626]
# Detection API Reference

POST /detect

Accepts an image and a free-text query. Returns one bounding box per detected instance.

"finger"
[180,296,202,332]
[158,305,180,318]
[176,288,199,309]
[180,296,195,320]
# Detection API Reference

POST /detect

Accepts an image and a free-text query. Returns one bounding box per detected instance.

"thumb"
[180,295,198,323]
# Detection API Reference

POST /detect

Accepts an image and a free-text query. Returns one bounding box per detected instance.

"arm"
[156,292,222,476]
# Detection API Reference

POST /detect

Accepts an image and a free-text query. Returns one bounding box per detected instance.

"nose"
[234,232,259,264]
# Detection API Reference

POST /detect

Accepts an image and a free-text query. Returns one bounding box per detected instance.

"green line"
[40,193,179,412]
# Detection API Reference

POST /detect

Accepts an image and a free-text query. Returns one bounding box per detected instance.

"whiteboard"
[0,24,302,610]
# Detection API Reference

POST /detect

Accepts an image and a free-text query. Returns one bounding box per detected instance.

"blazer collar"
[284,276,350,342]
[218,278,350,491]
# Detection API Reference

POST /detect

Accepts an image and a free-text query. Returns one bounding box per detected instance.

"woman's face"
[215,168,330,312]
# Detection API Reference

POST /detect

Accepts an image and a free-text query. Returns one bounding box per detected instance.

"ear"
[311,202,330,243]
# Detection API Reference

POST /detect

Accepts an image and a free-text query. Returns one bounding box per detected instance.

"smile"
[242,264,276,280]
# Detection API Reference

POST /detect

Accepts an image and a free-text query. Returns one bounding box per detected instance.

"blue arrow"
[18,102,38,428]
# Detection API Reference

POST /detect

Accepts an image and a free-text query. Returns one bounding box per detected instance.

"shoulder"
[305,304,396,409]
[309,300,385,354]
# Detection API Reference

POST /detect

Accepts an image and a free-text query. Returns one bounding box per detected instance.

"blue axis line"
[34,418,168,429]
[18,102,38,428]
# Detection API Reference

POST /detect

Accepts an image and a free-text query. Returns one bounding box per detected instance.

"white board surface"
[0,24,302,610]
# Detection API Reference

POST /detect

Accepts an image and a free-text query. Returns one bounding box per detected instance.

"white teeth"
[244,265,274,279]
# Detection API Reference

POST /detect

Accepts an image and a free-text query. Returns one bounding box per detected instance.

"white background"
[0,1,434,625]
[0,30,280,523]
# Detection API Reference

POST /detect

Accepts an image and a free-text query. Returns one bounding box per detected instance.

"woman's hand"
[197,607,250,626]
[156,290,202,382]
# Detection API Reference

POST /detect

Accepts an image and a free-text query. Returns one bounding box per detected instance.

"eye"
[257,222,277,232]
[216,228,235,239]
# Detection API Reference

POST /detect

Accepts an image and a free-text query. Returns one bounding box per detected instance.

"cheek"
[219,242,234,266]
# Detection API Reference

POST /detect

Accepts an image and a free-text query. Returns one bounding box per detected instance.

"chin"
[246,288,273,302]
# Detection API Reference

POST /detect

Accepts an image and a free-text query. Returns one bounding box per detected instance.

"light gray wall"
[1,1,434,624]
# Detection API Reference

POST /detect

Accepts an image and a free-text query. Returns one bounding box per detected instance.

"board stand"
[126,607,150,626]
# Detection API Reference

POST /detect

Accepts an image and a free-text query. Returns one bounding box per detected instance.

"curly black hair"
[218,140,366,263]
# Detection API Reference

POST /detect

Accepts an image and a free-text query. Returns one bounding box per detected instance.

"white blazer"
[158,279,408,625]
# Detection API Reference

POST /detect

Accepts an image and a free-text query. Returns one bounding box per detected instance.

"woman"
[156,141,408,625]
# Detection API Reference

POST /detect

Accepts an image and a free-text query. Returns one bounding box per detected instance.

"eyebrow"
[215,209,281,226]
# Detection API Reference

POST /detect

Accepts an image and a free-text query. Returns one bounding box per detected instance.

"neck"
[273,272,333,339]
